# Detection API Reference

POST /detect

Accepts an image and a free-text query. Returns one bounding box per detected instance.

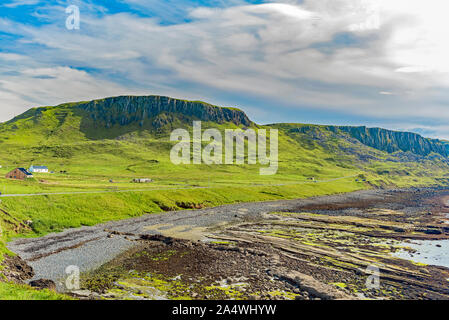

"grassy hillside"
[0,95,449,298]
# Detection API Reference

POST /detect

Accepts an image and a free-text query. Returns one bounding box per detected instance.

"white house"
[132,178,153,183]
[29,165,49,173]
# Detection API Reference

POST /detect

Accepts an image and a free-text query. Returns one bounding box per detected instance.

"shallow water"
[392,239,449,269]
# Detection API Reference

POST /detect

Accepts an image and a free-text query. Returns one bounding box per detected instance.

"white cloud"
[2,0,40,8]
[3,0,449,136]
[0,61,141,120]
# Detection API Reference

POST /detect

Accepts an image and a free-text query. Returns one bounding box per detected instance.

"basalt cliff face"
[77,95,253,128]
[333,126,449,157]
[293,125,449,157]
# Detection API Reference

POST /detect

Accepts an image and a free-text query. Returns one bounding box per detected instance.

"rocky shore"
[8,187,449,300]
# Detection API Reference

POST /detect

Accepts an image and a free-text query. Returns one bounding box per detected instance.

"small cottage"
[6,168,33,180]
[132,178,153,183]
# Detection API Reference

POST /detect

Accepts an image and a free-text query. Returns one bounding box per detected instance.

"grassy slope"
[0,102,448,298]
[0,282,68,300]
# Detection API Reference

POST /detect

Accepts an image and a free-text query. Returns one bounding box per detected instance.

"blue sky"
[2,0,449,138]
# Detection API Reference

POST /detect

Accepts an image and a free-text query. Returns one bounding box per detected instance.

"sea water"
[392,239,449,268]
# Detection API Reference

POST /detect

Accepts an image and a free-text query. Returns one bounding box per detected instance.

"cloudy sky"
[2,0,449,138]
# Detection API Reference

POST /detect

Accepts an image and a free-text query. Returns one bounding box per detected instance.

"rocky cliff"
[77,95,253,128]
[330,126,449,157]
[290,125,449,157]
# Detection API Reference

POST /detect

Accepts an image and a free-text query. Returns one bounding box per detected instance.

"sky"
[2,0,449,139]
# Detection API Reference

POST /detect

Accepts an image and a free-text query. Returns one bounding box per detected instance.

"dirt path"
[0,175,357,197]
[0,186,208,197]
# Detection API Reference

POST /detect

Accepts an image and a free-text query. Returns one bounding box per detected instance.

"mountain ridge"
[289,125,449,158]
[1,95,447,158]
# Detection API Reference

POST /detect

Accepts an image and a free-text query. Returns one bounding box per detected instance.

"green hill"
[0,95,448,193]
[0,95,252,143]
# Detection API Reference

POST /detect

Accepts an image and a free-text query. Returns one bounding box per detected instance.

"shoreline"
[6,186,449,299]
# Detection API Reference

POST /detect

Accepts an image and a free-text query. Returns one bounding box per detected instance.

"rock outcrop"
[77,95,252,128]
[332,126,449,157]
[294,125,449,157]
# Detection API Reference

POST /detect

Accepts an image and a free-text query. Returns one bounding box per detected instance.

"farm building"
[132,178,153,183]
[29,165,49,173]
[5,168,33,180]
